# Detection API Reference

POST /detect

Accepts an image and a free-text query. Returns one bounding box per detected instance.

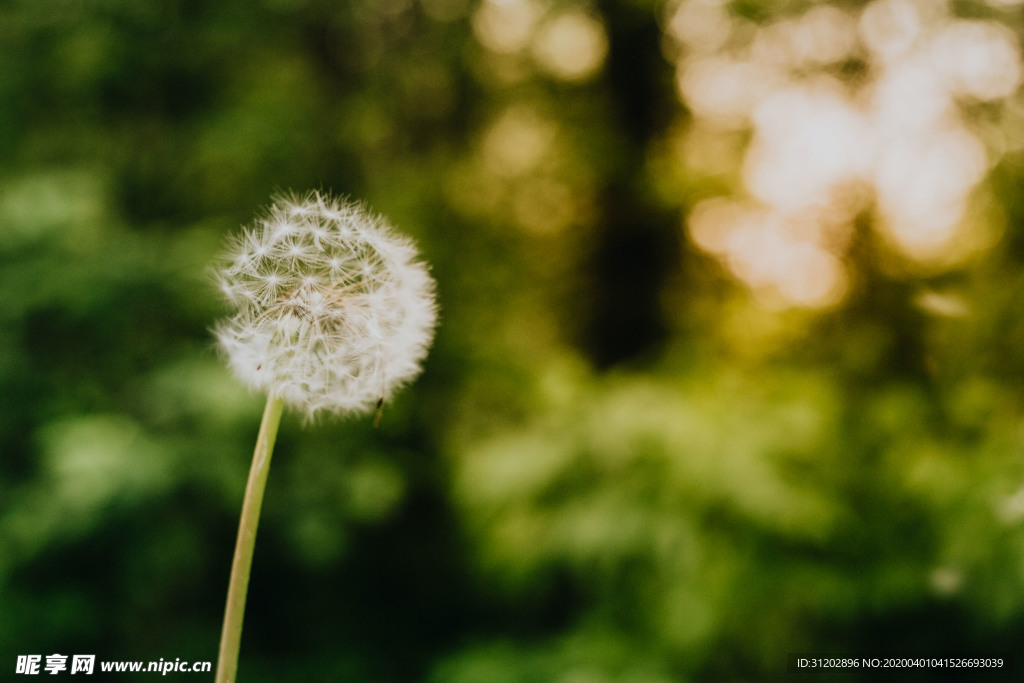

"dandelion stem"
[216,395,285,683]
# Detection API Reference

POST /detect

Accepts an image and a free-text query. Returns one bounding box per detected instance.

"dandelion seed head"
[214,192,438,419]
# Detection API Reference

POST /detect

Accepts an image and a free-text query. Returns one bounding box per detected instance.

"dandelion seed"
[214,191,438,419]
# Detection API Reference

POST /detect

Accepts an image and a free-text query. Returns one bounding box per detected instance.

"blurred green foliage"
[2,0,1024,680]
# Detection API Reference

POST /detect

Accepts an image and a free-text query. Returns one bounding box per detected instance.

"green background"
[2,0,1023,680]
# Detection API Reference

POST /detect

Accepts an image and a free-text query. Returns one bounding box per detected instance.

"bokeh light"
[667,0,1023,305]
[531,9,608,82]
[472,0,544,54]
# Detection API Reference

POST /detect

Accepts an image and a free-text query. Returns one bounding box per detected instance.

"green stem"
[216,395,285,683]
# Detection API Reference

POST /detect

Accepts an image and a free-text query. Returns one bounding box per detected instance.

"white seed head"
[214,192,438,419]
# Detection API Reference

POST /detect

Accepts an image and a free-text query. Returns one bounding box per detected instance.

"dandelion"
[213,192,437,682]
[215,192,438,419]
